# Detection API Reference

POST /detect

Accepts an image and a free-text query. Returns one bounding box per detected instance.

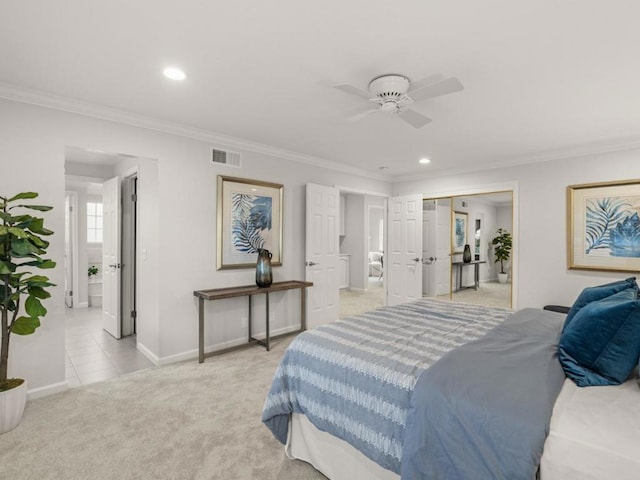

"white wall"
[393,147,640,309]
[0,98,391,393]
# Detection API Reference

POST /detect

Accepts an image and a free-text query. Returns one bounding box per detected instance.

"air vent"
[211,148,242,168]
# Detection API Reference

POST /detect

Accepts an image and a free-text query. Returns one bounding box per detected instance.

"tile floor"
[65,307,155,387]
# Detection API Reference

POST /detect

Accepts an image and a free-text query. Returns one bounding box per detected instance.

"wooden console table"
[193,280,313,363]
[451,260,487,291]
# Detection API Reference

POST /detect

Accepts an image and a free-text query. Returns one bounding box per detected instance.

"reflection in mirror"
[422,192,513,309]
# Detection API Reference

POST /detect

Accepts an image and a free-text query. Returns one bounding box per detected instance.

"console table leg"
[300,287,306,331]
[265,292,270,351]
[198,298,205,364]
[248,295,252,343]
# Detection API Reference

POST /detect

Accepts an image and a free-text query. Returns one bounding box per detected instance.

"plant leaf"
[25,295,47,317]
[12,316,41,335]
[11,239,40,256]
[0,260,16,274]
[7,226,28,238]
[0,212,14,224]
[8,192,38,202]
[28,286,51,299]
[11,205,53,212]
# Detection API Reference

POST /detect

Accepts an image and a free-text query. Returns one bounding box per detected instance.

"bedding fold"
[401,308,565,480]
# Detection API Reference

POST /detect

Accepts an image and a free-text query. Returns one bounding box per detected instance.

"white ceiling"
[2,1,640,180]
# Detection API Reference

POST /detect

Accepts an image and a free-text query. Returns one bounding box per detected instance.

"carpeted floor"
[339,277,385,319]
[0,337,326,480]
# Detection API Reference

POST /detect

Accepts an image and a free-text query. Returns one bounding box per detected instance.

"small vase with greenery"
[491,228,512,282]
[0,192,55,433]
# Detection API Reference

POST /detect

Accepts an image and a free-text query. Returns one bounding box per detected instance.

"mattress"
[540,377,640,480]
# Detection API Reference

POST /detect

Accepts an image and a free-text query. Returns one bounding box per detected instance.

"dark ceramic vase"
[256,249,273,287]
[463,244,472,263]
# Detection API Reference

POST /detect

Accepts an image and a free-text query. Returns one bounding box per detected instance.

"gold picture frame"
[567,179,640,272]
[217,175,283,270]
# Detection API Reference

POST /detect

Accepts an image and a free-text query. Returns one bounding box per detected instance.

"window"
[87,202,103,243]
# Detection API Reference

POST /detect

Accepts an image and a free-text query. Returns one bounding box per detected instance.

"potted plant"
[0,192,55,433]
[491,228,512,284]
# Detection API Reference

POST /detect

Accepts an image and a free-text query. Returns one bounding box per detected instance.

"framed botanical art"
[453,211,468,253]
[217,175,283,270]
[568,179,640,272]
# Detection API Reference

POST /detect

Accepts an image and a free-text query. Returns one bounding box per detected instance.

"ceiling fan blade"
[406,73,445,94]
[409,77,464,102]
[398,109,432,128]
[347,106,379,122]
[333,83,372,100]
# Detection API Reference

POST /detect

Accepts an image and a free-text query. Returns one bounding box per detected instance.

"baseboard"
[155,324,302,366]
[349,287,366,293]
[74,302,89,308]
[136,342,160,366]
[27,381,68,400]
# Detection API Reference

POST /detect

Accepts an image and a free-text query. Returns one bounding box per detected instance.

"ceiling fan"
[333,73,463,128]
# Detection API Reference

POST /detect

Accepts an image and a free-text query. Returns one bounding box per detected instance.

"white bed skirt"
[286,378,640,480]
[286,413,399,480]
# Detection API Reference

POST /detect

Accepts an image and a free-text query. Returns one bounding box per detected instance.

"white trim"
[27,381,68,400]
[136,342,160,365]
[0,82,387,181]
[3,83,640,184]
[335,185,390,197]
[391,136,640,183]
[75,301,89,309]
[154,324,302,366]
[65,191,80,309]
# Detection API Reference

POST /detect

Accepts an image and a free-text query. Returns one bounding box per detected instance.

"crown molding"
[391,135,640,183]
[0,82,388,182]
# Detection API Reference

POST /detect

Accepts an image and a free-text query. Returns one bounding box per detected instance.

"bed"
[262,297,640,479]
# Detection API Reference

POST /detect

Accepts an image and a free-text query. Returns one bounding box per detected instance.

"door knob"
[305,261,318,267]
[412,257,421,262]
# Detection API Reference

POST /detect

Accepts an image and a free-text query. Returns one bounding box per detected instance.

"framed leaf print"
[217,175,283,270]
[453,211,468,253]
[568,179,640,272]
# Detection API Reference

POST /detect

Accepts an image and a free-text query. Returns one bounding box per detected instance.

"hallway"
[65,307,155,386]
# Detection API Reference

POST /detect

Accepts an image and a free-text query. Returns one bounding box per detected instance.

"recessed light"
[419,157,431,164]
[163,67,187,81]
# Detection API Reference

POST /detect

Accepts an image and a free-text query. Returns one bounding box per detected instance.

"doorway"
[63,147,153,386]
[335,192,386,319]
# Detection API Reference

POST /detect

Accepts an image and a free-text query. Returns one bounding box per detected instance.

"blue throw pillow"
[562,277,638,332]
[558,288,640,387]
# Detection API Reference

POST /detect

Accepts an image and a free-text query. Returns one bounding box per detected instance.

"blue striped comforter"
[261,298,512,474]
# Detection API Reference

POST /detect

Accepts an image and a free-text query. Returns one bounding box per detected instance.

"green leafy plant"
[88,265,98,277]
[491,228,512,274]
[0,192,55,391]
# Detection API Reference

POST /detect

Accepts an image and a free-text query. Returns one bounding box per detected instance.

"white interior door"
[103,176,121,339]
[435,202,452,296]
[387,194,423,306]
[305,183,339,328]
